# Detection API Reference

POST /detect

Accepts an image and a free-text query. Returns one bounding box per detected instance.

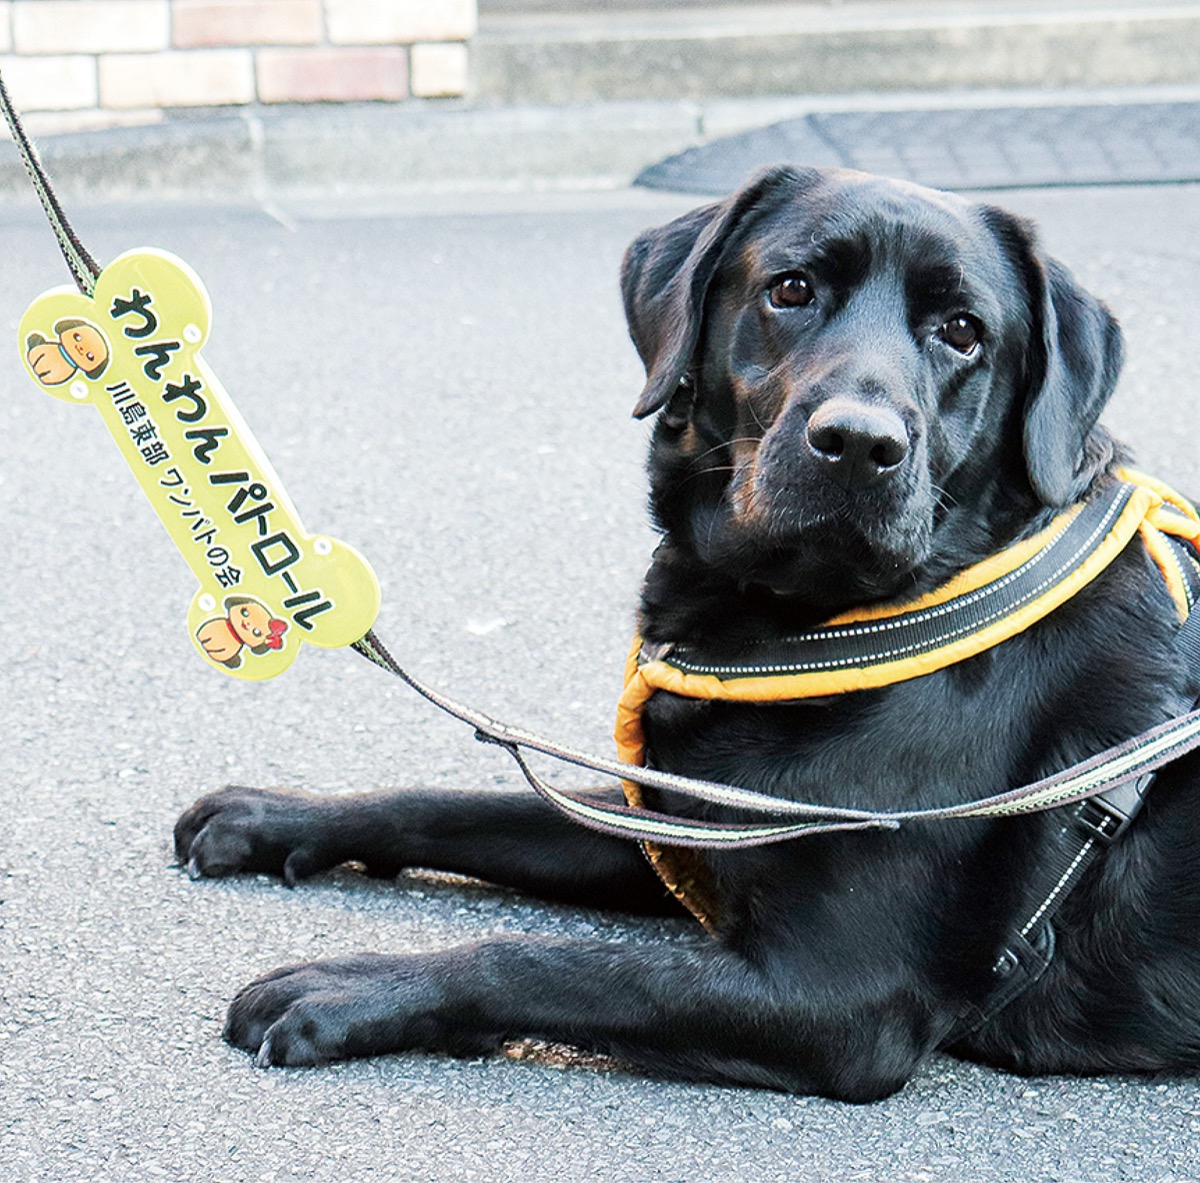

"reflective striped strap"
[351,629,887,829]
[517,705,1200,848]
[656,480,1142,690]
[353,627,1200,849]
[948,606,1200,1041]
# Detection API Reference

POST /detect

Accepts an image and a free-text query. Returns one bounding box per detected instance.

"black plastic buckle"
[1072,796,1133,845]
[1072,769,1157,845]
[992,921,1055,978]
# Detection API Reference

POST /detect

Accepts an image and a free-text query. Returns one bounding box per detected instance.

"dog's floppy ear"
[621,167,807,420]
[987,208,1124,507]
[1023,254,1124,506]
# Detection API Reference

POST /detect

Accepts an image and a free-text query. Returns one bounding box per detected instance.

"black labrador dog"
[175,166,1200,1101]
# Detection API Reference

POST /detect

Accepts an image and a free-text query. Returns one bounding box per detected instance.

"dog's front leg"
[176,784,676,913]
[225,938,931,1100]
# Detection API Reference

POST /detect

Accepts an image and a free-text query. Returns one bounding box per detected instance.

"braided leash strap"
[0,70,100,296]
[351,626,1200,849]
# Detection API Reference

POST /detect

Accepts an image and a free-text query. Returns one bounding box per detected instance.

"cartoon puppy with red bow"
[195,596,288,670]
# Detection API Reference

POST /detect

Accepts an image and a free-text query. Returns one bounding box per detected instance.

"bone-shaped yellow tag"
[19,248,381,680]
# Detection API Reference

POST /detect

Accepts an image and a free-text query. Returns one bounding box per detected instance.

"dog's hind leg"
[174,784,678,914]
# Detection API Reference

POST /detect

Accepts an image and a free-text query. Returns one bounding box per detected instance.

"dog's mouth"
[701,477,937,605]
[753,518,932,603]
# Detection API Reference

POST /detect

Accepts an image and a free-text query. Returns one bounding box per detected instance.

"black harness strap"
[950,536,1200,1040]
[665,484,1136,678]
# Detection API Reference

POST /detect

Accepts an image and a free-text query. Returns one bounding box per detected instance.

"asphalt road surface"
[3,180,1200,1183]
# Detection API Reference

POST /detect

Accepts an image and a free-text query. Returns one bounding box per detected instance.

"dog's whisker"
[683,464,740,485]
[931,482,961,512]
[746,400,771,436]
[689,437,759,466]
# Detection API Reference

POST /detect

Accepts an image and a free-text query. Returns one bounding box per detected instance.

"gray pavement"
[2,166,1200,1181]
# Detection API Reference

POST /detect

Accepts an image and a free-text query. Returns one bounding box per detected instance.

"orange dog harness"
[615,469,1200,926]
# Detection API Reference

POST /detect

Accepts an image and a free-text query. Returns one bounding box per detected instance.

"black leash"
[353,616,1200,844]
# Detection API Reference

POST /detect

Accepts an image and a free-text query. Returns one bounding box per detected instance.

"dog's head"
[622,167,1124,608]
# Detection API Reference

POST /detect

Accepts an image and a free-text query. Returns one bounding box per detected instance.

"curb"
[6,86,1200,206]
[637,96,1200,195]
[0,100,699,203]
[473,2,1200,105]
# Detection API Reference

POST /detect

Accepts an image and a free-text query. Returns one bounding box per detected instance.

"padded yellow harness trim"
[615,470,1200,928]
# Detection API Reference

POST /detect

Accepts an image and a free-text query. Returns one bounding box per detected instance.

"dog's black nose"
[806,400,910,488]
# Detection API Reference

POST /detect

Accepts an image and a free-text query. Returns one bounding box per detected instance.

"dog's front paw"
[174,785,340,886]
[224,954,471,1067]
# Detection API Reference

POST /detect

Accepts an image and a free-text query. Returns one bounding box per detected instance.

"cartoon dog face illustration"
[26,318,110,386]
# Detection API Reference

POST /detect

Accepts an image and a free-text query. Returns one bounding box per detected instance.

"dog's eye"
[767,274,815,310]
[939,315,981,354]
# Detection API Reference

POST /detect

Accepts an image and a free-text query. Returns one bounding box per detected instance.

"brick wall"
[0,0,475,123]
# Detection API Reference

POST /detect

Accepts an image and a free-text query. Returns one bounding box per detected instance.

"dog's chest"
[641,660,1018,814]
